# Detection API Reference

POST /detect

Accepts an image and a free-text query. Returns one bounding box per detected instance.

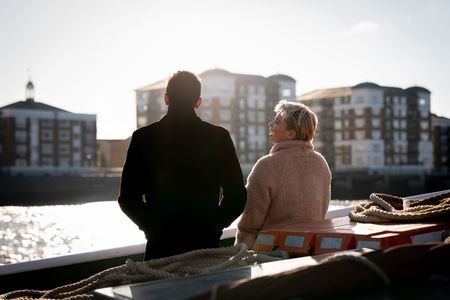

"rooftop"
[0,100,68,112]
[299,87,352,101]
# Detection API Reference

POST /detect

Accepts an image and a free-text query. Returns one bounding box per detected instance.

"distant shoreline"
[0,175,121,206]
[1,173,448,206]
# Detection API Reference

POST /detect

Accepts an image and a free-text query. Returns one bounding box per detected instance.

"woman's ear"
[288,129,297,140]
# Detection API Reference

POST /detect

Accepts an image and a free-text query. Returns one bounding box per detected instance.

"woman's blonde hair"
[274,100,318,141]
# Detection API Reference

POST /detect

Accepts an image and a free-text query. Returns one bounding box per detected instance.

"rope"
[348,192,450,223]
[0,244,280,300]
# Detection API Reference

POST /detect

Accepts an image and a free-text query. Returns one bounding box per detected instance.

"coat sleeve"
[118,131,148,231]
[217,130,247,229]
[235,160,272,249]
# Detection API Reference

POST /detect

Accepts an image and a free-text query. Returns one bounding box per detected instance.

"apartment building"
[299,82,433,175]
[135,69,296,165]
[0,80,97,176]
[432,113,450,173]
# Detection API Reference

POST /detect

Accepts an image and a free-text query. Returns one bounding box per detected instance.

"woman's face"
[268,113,296,144]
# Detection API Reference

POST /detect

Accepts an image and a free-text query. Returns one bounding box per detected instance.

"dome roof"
[267,74,296,82]
[199,68,232,77]
[353,82,381,89]
[405,86,431,94]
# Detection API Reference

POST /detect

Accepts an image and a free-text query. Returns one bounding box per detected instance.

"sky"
[1,0,449,139]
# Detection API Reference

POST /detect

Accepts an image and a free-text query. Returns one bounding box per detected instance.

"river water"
[0,201,352,265]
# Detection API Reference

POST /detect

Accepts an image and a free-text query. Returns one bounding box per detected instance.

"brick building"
[134,69,296,166]
[0,80,97,176]
[299,82,433,175]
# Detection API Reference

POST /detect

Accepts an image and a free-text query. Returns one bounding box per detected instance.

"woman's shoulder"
[251,152,288,175]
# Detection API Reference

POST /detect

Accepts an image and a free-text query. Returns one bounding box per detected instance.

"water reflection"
[0,201,349,265]
[0,201,145,264]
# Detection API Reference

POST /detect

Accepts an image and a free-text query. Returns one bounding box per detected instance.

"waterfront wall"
[332,173,450,199]
[0,173,448,206]
[0,175,121,206]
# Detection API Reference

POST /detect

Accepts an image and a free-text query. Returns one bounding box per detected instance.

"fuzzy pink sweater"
[236,140,332,248]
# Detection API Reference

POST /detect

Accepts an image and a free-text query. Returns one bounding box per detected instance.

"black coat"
[118,107,246,259]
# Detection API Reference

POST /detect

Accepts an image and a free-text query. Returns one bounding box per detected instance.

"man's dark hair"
[166,71,201,107]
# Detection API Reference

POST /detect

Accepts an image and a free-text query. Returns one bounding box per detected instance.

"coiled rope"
[349,192,450,223]
[0,244,281,300]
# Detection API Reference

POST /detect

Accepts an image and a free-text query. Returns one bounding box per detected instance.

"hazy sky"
[1,0,449,139]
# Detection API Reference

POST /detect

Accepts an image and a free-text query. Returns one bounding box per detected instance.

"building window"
[219,109,231,121]
[418,98,427,106]
[248,111,256,122]
[372,130,381,139]
[355,131,365,140]
[420,132,429,141]
[202,97,211,107]
[282,88,291,97]
[355,107,364,116]
[58,130,71,141]
[239,98,246,110]
[137,116,147,127]
[42,157,53,166]
[334,120,342,129]
[202,110,212,120]
[257,99,265,109]
[41,119,54,127]
[58,120,71,128]
[16,144,28,157]
[239,126,246,136]
[137,104,148,113]
[420,121,429,130]
[247,98,255,109]
[257,86,265,94]
[84,121,96,131]
[373,156,382,165]
[257,125,265,135]
[371,118,380,128]
[248,126,256,136]
[239,140,246,150]
[59,158,70,167]
[393,120,399,129]
[15,117,27,129]
[355,118,365,128]
[257,112,265,123]
[59,144,71,155]
[355,96,364,104]
[219,97,231,107]
[15,130,27,143]
[42,129,54,141]
[42,143,53,155]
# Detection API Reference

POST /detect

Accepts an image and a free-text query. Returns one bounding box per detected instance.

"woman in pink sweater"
[236,100,331,248]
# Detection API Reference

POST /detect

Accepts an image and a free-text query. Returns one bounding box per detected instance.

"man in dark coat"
[118,71,247,260]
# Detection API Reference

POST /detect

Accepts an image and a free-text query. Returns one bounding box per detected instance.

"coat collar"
[270,140,314,154]
[162,105,201,123]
